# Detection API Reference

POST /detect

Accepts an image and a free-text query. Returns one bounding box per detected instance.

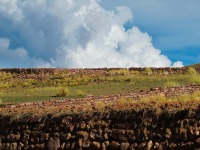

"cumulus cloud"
[0,0,183,68]
[0,38,31,67]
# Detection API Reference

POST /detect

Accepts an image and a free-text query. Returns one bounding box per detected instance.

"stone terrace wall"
[1,107,200,150]
[0,67,200,75]
[2,84,200,110]
[0,84,200,149]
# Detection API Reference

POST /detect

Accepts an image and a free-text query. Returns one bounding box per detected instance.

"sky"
[0,0,199,68]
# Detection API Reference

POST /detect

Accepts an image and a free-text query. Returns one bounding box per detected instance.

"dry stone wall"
[1,106,200,150]
[0,84,200,149]
[0,67,199,81]
[1,67,200,76]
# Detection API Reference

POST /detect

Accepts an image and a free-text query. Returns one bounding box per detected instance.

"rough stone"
[91,141,101,149]
[120,142,130,150]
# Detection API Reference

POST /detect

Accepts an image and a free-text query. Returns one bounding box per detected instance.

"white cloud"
[0,0,183,68]
[0,38,31,67]
[0,0,23,21]
[172,61,184,67]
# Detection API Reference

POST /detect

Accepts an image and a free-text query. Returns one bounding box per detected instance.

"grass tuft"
[188,67,198,75]
[76,89,84,97]
[140,94,166,103]
[94,101,106,110]
[189,75,200,84]
[56,88,69,97]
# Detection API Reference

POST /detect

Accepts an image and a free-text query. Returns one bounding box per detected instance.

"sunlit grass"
[113,91,200,108]
[0,69,199,104]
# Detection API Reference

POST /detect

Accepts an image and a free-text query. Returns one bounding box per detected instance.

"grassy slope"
[188,63,200,67]
[0,69,200,104]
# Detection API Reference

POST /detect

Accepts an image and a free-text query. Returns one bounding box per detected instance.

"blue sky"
[0,0,199,68]
[101,0,200,66]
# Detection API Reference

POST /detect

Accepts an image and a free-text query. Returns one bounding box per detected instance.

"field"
[0,67,200,104]
[0,67,200,149]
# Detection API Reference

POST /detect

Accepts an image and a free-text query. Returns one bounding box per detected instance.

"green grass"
[0,70,199,104]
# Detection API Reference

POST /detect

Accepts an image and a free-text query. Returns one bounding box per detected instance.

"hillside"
[0,67,200,149]
[188,63,200,67]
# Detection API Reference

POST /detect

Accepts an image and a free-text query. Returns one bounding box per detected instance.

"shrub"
[0,99,2,104]
[76,90,84,97]
[56,88,69,97]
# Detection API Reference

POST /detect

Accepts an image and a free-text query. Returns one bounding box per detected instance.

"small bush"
[56,88,69,97]
[76,90,84,97]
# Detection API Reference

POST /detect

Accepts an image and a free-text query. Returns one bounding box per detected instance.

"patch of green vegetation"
[76,89,84,97]
[187,67,200,84]
[164,81,179,87]
[188,67,198,75]
[0,69,199,104]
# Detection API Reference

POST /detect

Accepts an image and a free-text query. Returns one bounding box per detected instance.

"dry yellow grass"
[94,101,106,110]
